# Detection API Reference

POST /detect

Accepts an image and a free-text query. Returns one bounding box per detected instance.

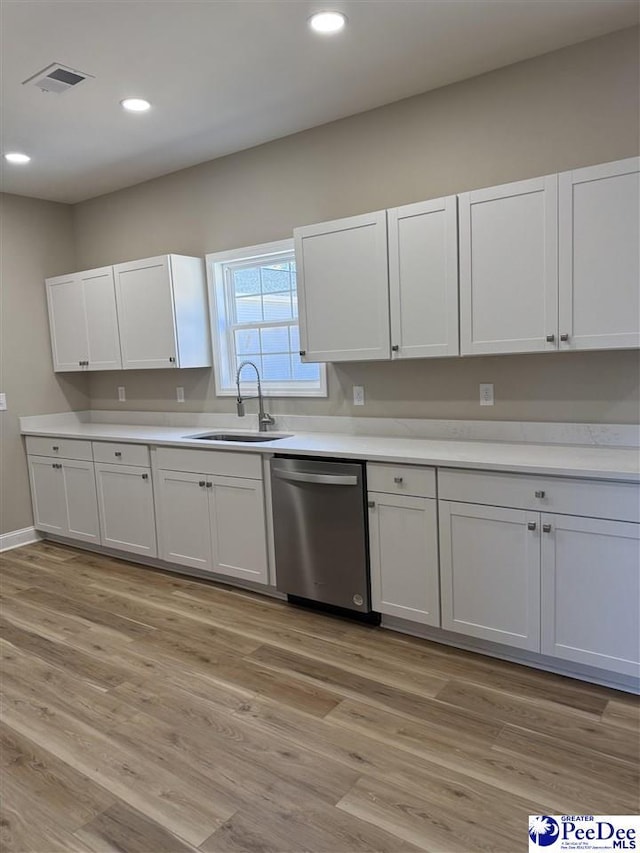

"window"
[207,240,326,397]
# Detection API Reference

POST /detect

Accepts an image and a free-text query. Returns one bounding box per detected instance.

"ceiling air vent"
[22,63,94,94]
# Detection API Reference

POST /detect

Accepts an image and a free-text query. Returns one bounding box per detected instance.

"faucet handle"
[236,398,245,418]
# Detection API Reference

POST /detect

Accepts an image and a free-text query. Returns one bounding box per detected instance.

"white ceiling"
[1,0,638,204]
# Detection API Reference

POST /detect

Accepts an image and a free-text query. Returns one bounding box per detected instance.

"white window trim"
[206,239,327,398]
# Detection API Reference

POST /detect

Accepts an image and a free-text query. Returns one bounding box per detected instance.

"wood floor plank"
[435,678,639,764]
[1,684,232,846]
[75,801,199,853]
[201,801,425,853]
[248,644,448,717]
[601,697,640,731]
[337,773,547,853]
[1,770,93,852]
[0,723,116,829]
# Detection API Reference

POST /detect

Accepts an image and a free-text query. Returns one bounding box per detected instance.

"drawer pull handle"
[545,334,555,343]
[52,446,59,451]
[393,476,404,484]
[560,333,569,342]
[534,490,545,499]
[199,480,206,487]
[367,500,375,508]
[527,522,537,531]
[52,463,62,469]
[114,451,122,457]
[391,344,399,352]
[141,473,148,480]
[543,523,552,533]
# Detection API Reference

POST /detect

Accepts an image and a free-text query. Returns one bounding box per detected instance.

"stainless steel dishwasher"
[270,456,374,617]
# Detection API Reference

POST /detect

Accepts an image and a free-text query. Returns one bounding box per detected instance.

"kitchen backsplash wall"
[76,26,640,424]
[0,194,90,535]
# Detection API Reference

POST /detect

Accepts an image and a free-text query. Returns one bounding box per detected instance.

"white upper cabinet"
[114,255,212,370]
[459,175,558,355]
[388,196,459,359]
[46,267,122,372]
[559,157,640,351]
[294,211,390,362]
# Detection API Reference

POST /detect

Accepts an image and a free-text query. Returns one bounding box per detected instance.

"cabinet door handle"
[299,350,306,357]
[393,476,403,484]
[391,345,399,352]
[527,521,537,531]
[198,480,206,487]
[534,490,545,498]
[560,333,569,342]
[545,334,555,343]
[141,473,149,480]
[367,500,375,508]
[169,356,176,363]
[542,523,552,533]
[114,451,122,457]
[206,481,212,488]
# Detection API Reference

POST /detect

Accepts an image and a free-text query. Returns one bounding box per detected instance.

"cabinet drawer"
[439,468,640,523]
[93,441,150,467]
[25,436,93,461]
[367,463,436,498]
[155,446,262,480]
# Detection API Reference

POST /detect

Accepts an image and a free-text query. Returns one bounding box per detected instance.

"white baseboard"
[0,526,42,553]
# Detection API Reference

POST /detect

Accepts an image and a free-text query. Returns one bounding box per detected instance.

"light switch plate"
[353,385,365,406]
[176,386,185,403]
[480,383,494,406]
[117,386,126,402]
[0,392,6,411]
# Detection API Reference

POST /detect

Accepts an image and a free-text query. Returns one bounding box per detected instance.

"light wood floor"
[0,542,638,853]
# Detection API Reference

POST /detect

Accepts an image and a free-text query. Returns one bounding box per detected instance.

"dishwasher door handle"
[273,469,358,486]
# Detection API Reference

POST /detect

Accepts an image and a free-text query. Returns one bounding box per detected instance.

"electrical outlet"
[0,392,6,411]
[479,383,494,406]
[117,386,126,402]
[176,386,185,403]
[353,385,365,406]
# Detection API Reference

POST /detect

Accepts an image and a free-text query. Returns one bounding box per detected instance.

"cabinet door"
[81,267,122,370]
[439,501,541,651]
[541,514,640,677]
[28,456,67,534]
[45,275,88,371]
[559,158,640,351]
[61,459,100,544]
[156,470,212,571]
[368,493,440,626]
[459,176,558,355]
[95,463,157,556]
[294,211,390,362]
[388,197,459,358]
[114,256,178,369]
[209,476,268,584]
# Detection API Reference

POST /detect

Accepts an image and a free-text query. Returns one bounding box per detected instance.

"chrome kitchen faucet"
[235,360,275,432]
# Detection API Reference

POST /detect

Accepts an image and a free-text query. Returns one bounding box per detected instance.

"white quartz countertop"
[21,420,640,482]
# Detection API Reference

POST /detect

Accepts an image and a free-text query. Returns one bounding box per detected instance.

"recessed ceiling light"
[120,98,151,113]
[4,152,31,164]
[309,11,346,34]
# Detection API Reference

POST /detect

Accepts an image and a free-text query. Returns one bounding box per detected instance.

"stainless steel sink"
[185,432,292,443]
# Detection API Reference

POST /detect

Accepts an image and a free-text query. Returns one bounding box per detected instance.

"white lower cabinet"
[156,468,268,585]
[94,462,157,557]
[368,492,440,626]
[28,455,100,544]
[541,514,640,677]
[439,501,541,651]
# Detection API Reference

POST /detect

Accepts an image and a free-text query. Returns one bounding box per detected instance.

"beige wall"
[67,27,632,424]
[0,194,90,535]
